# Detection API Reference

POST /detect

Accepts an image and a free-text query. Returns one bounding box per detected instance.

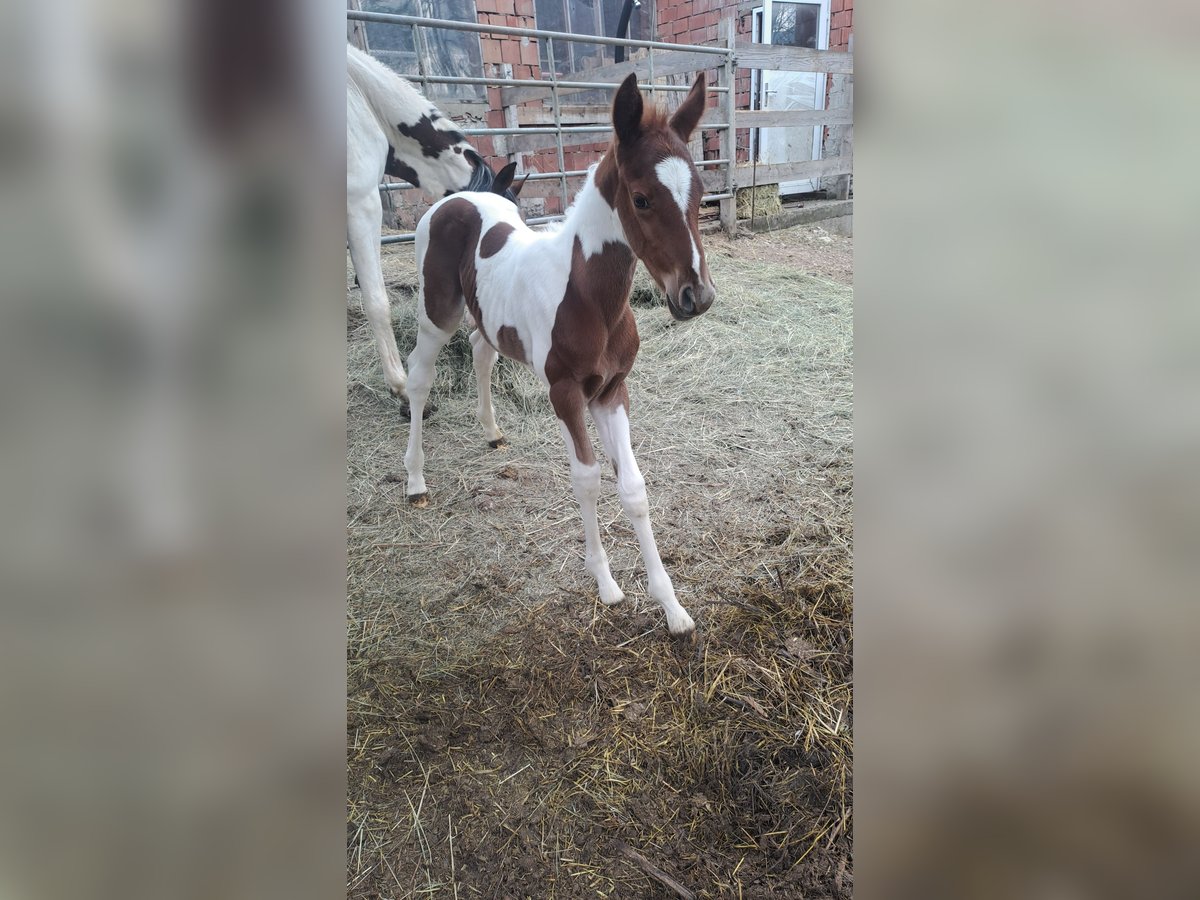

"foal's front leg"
[590,389,695,636]
[549,380,624,607]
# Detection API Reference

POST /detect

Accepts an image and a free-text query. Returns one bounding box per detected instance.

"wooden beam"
[500,51,720,107]
[502,127,612,155]
[734,43,853,74]
[732,156,853,188]
[515,105,612,126]
[744,200,853,231]
[732,108,853,129]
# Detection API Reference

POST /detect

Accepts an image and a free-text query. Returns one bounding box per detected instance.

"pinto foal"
[407,73,716,636]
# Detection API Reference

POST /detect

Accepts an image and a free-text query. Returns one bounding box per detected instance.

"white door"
[752,0,830,195]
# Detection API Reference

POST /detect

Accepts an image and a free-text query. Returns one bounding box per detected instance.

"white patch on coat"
[653,156,701,276]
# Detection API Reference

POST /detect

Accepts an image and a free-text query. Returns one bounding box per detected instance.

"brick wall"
[830,0,853,50]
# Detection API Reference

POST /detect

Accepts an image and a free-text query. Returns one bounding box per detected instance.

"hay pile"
[736,185,784,220]
[347,229,853,898]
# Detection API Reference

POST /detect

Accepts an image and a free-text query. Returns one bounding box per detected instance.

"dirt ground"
[347,224,853,898]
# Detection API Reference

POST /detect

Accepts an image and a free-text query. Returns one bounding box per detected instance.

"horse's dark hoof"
[407,492,430,508]
[488,437,508,449]
[400,402,438,421]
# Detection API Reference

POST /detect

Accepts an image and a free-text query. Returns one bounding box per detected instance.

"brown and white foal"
[406,73,716,636]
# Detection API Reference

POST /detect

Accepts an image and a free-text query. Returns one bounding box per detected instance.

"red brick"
[481,37,503,63]
[475,0,498,12]
[832,10,850,29]
[832,0,844,12]
[515,0,534,14]
[501,39,521,64]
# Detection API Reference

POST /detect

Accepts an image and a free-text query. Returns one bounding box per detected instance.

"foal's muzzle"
[668,281,716,321]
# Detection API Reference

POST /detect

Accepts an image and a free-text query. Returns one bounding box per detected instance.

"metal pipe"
[379,189,733,244]
[460,123,729,136]
[412,73,729,93]
[546,38,570,221]
[349,10,731,55]
[377,158,730,191]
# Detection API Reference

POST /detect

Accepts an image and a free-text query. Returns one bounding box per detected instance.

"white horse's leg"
[347,188,407,398]
[470,329,505,447]
[402,319,453,504]
[591,392,695,636]
[550,383,624,607]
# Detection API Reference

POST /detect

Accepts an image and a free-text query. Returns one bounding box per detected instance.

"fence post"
[718,18,737,236]
[825,33,853,201]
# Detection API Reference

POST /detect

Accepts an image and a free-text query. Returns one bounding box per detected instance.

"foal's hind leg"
[470,329,505,448]
[403,318,455,505]
[347,188,407,398]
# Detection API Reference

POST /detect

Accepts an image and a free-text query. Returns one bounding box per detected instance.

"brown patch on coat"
[421,198,483,334]
[480,222,515,259]
[545,236,640,462]
[496,325,527,365]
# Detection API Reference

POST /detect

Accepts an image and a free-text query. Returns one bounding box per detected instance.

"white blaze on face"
[654,156,701,277]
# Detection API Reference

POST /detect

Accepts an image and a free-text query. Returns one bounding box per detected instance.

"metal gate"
[347,9,737,244]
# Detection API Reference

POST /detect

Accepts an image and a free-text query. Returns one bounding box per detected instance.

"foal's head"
[605,73,717,320]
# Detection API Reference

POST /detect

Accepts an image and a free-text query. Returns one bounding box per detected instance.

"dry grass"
[347,227,853,898]
[735,185,784,220]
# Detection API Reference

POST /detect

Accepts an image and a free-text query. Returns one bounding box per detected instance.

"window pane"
[771,2,819,50]
[361,0,484,101]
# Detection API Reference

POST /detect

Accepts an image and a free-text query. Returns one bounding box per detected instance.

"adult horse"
[347,44,508,402]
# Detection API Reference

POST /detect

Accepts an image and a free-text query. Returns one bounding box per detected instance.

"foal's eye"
[633,194,649,210]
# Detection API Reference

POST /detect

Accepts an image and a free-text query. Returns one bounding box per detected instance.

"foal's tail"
[348,44,496,197]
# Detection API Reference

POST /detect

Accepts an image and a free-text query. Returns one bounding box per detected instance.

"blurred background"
[856,0,1200,897]
[1,0,1198,897]
[0,1,346,898]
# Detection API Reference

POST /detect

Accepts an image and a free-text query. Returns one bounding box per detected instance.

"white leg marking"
[348,189,407,396]
[591,402,695,635]
[654,156,701,276]
[557,421,625,607]
[470,329,503,444]
[402,319,452,500]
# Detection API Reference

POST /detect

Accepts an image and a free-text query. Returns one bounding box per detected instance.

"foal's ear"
[669,72,707,142]
[612,72,644,144]
[492,161,518,196]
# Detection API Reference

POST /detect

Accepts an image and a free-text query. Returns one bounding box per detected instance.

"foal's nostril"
[679,285,696,315]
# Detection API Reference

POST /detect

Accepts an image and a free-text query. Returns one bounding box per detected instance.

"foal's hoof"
[667,611,697,639]
[407,492,430,508]
[399,402,438,421]
[488,437,508,450]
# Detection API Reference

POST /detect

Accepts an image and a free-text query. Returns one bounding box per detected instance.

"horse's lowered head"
[465,152,528,206]
[602,72,717,321]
